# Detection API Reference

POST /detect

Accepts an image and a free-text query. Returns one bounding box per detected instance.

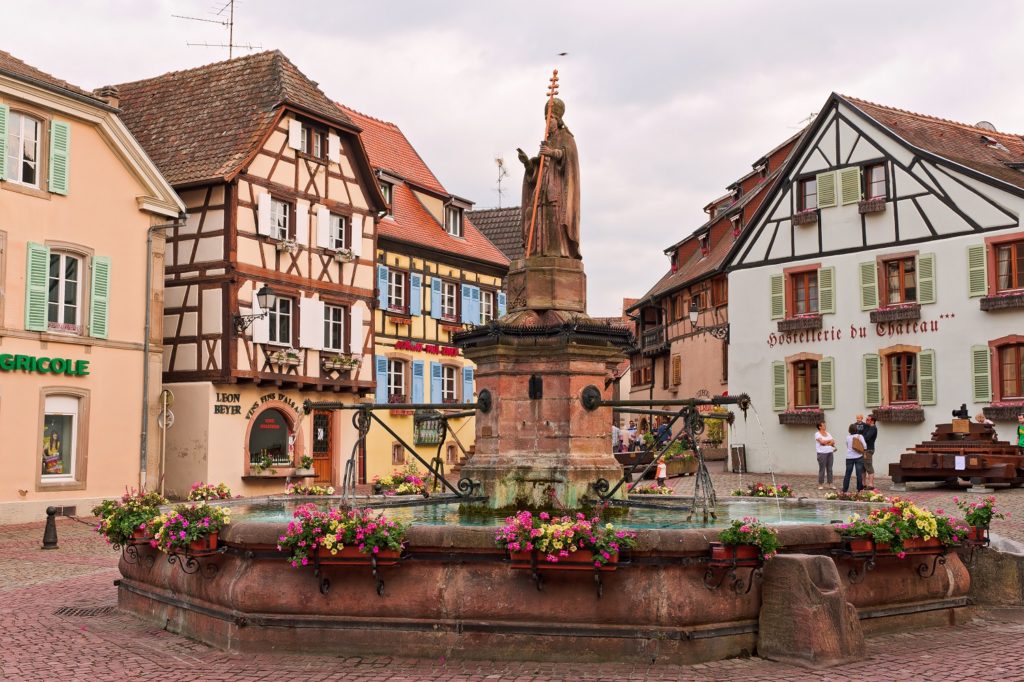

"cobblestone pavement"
[5,473,1024,681]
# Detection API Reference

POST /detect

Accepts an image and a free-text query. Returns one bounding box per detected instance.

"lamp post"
[233,285,277,335]
[688,305,730,343]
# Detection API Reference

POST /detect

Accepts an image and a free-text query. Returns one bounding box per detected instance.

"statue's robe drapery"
[521,124,581,259]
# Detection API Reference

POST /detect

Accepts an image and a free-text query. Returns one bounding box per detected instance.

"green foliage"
[717,517,780,558]
[92,489,167,546]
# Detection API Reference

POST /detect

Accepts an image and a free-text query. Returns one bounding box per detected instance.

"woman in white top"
[843,423,867,493]
[814,422,836,490]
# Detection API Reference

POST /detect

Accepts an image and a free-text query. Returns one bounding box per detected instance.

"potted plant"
[371,463,428,496]
[778,408,826,426]
[187,482,233,501]
[322,354,360,371]
[250,451,278,476]
[277,504,406,567]
[269,348,302,367]
[824,489,889,502]
[664,440,698,476]
[331,247,355,263]
[284,483,336,496]
[711,517,780,563]
[496,511,638,570]
[730,482,795,498]
[152,502,231,555]
[295,455,315,477]
[953,495,1004,543]
[835,499,965,557]
[630,483,674,495]
[92,489,168,547]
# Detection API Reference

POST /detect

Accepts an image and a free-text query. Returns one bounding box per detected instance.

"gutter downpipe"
[141,215,186,491]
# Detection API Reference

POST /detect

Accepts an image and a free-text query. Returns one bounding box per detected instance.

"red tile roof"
[0,50,108,106]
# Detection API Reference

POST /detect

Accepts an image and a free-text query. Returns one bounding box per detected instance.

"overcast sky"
[8,1,1024,315]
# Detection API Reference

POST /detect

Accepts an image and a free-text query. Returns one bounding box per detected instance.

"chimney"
[93,85,120,109]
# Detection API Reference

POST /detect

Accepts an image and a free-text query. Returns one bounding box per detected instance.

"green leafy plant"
[285,483,335,496]
[717,517,780,558]
[151,502,231,553]
[299,455,314,470]
[251,451,277,475]
[702,407,729,447]
[92,489,168,546]
[835,498,967,557]
[276,504,406,567]
[953,495,1006,528]
[187,482,233,501]
[495,511,638,567]
[731,482,794,498]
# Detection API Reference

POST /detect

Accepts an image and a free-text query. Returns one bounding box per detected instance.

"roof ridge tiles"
[114,49,282,89]
[335,102,399,130]
[841,94,1024,139]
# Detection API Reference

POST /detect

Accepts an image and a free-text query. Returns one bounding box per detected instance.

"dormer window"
[379,182,393,216]
[755,160,768,178]
[730,214,742,238]
[445,206,463,237]
[699,234,710,257]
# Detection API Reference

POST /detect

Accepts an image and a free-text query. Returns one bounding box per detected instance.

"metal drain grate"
[54,606,116,617]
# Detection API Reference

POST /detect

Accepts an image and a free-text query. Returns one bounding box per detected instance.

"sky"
[7,1,1024,316]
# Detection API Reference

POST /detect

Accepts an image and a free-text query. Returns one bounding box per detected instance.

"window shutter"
[251,288,270,343]
[315,204,331,249]
[350,214,363,256]
[671,355,682,386]
[89,256,111,339]
[863,353,881,408]
[349,305,363,356]
[918,349,936,406]
[497,291,507,317]
[48,120,70,195]
[409,273,423,316]
[288,119,303,150]
[470,286,481,324]
[816,171,837,208]
[412,360,425,403]
[375,356,388,404]
[328,132,341,163]
[769,273,785,320]
[917,253,936,304]
[838,167,860,205]
[817,266,835,315]
[0,104,7,180]
[967,244,988,298]
[971,345,992,404]
[430,361,442,402]
[298,297,324,350]
[771,361,787,412]
[430,278,442,319]
[460,284,472,323]
[24,242,50,331]
[819,357,835,410]
[377,265,389,310]
[859,261,878,311]
[462,366,475,402]
[295,200,309,245]
[257,193,272,236]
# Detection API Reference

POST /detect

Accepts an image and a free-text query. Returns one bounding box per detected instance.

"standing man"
[862,415,878,489]
[1017,414,1024,455]
[612,423,622,453]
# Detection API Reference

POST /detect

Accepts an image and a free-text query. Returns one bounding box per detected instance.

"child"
[656,459,668,487]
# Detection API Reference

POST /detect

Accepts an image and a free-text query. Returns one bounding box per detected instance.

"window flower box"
[270,348,301,366]
[869,303,921,324]
[777,314,823,333]
[871,405,925,423]
[322,354,360,372]
[332,248,355,263]
[778,409,824,426]
[982,403,1024,421]
[858,197,887,214]
[792,209,817,226]
[980,290,1024,311]
[276,239,298,254]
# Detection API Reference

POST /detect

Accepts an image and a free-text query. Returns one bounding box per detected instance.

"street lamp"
[688,304,730,342]
[233,285,277,335]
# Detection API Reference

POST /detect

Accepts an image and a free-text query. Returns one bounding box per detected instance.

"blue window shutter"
[375,355,388,403]
[430,361,442,402]
[460,284,472,323]
[430,278,442,319]
[377,265,389,311]
[0,104,8,180]
[497,291,507,317]
[470,286,481,324]
[412,360,425,403]
[462,366,475,401]
[48,120,70,195]
[24,242,50,331]
[409,273,422,316]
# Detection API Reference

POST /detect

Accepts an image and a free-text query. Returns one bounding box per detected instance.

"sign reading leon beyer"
[0,354,90,376]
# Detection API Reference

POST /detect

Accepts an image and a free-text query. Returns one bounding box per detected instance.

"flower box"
[983,404,1024,421]
[858,197,887,214]
[269,350,301,366]
[275,240,298,254]
[778,409,824,426]
[666,458,698,477]
[130,528,154,546]
[871,406,925,423]
[708,542,761,566]
[322,355,359,372]
[509,550,619,571]
[315,546,401,566]
[188,532,219,555]
[331,248,355,263]
[843,536,875,554]
[876,537,942,555]
[980,291,1024,311]
[777,314,823,333]
[792,210,817,226]
[966,526,989,544]
[869,303,921,324]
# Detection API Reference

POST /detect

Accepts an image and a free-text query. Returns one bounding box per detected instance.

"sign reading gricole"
[0,354,90,376]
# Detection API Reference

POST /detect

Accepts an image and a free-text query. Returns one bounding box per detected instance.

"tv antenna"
[494,156,510,208]
[173,0,261,59]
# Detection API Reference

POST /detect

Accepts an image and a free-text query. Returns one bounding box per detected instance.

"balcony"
[869,303,921,324]
[640,325,669,355]
[980,291,1024,312]
[777,314,823,333]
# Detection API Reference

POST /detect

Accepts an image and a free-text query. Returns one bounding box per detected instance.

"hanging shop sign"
[0,354,90,376]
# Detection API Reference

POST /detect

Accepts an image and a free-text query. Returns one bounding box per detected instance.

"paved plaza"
[5,472,1024,681]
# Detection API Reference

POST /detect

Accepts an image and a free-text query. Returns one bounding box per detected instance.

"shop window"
[41,395,79,480]
[391,442,405,465]
[864,163,887,199]
[387,359,406,403]
[47,252,82,333]
[791,271,819,315]
[883,257,917,304]
[248,408,292,466]
[798,177,817,211]
[888,352,918,403]
[999,344,1024,399]
[7,111,41,187]
[441,281,459,321]
[387,270,407,313]
[268,297,293,345]
[323,304,345,351]
[996,241,1024,292]
[793,359,820,408]
[441,365,458,402]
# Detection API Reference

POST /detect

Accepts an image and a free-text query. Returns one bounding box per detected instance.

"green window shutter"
[917,253,936,304]
[772,361,787,412]
[90,256,111,339]
[769,273,785,320]
[839,167,861,205]
[859,261,878,311]
[816,171,837,208]
[24,242,50,331]
[967,244,988,298]
[819,357,835,410]
[863,353,881,408]
[0,104,7,180]
[918,349,936,406]
[817,266,835,314]
[971,345,992,404]
[48,120,70,195]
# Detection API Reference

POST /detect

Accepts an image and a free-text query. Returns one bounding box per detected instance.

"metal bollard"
[41,506,59,550]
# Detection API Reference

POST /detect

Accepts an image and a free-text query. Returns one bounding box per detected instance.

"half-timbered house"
[339,105,510,482]
[116,52,386,496]
[728,94,1024,474]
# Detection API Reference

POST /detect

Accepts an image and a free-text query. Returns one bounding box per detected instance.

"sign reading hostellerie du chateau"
[766,315,950,349]
[0,353,90,376]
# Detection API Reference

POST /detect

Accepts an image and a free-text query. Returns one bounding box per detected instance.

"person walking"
[843,424,867,493]
[862,415,878,489]
[1017,414,1024,455]
[815,422,836,490]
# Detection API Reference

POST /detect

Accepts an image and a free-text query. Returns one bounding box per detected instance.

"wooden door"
[311,411,333,485]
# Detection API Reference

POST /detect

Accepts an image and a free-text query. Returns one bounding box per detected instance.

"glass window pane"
[41,413,74,477]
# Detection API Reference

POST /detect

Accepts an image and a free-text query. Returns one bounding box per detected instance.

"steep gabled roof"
[114,50,355,186]
[0,50,109,107]
[466,207,524,261]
